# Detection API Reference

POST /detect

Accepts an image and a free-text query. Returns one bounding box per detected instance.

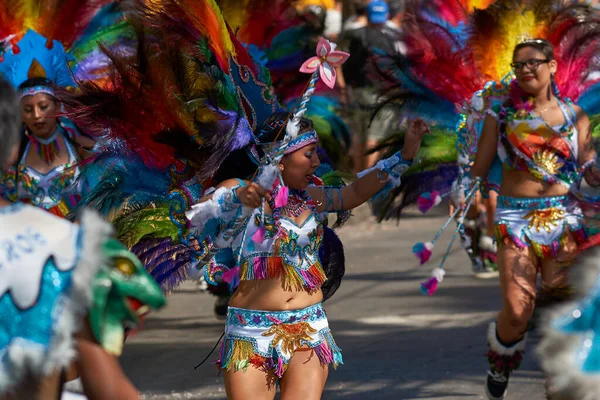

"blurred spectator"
[324,1,344,40]
[343,0,369,32]
[339,1,404,171]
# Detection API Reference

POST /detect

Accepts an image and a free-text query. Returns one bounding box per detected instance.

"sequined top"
[486,93,581,189]
[188,181,327,293]
[500,100,579,188]
[0,203,83,392]
[0,124,82,218]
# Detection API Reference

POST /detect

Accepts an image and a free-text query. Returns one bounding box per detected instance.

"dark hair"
[0,79,21,168]
[17,77,56,93]
[256,111,314,144]
[213,112,315,182]
[513,39,555,61]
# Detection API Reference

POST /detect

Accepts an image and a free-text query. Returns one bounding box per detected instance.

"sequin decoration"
[262,322,318,355]
[532,149,565,175]
[523,208,566,233]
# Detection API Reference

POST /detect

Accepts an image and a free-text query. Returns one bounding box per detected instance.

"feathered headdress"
[218,0,352,168]
[63,0,297,292]
[370,0,600,294]
[0,1,131,96]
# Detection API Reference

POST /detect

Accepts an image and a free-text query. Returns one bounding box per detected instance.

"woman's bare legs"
[280,350,328,400]
[224,349,329,400]
[539,234,579,306]
[224,367,277,400]
[496,242,538,343]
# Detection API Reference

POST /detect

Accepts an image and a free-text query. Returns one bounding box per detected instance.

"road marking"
[358,311,496,329]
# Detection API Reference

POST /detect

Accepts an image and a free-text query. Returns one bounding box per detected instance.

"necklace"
[26,128,61,165]
[269,181,317,219]
[281,192,312,217]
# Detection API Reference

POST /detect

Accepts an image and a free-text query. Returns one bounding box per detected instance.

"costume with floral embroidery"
[0,203,165,395]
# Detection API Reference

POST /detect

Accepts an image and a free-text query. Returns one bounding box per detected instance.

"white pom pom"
[471,92,484,112]
[257,164,279,189]
[431,268,446,282]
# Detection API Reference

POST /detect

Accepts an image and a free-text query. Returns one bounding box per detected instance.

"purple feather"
[132,237,193,292]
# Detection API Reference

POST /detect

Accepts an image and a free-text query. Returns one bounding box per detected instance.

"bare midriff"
[229,278,323,311]
[499,170,570,198]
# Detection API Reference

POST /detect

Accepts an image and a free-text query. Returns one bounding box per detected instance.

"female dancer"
[366,2,600,397]
[470,38,599,399]
[187,112,428,399]
[0,78,166,400]
[0,3,131,219]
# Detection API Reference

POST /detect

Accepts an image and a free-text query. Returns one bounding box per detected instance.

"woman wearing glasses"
[469,38,600,399]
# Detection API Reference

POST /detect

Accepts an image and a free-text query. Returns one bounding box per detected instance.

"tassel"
[252,225,266,243]
[417,191,442,214]
[275,355,286,377]
[420,277,439,296]
[420,268,445,296]
[412,241,434,264]
[274,185,289,208]
[222,267,240,288]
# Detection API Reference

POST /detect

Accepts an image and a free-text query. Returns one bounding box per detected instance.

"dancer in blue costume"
[0,79,165,399]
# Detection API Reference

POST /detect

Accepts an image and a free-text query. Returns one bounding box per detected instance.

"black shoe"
[214,296,229,320]
[486,371,509,399]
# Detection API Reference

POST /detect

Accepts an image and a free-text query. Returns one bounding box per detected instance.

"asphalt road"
[119,210,547,399]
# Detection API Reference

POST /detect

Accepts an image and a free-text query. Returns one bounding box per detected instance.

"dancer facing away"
[470,39,600,399]
[0,79,166,399]
[187,114,429,400]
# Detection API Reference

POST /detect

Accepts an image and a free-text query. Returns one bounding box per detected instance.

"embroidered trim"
[226,303,327,328]
[218,304,342,377]
[20,85,55,99]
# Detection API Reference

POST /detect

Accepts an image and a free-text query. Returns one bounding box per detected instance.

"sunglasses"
[510,59,549,72]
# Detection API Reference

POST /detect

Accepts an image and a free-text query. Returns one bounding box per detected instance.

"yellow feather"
[294,0,336,10]
[18,0,43,31]
[205,0,236,57]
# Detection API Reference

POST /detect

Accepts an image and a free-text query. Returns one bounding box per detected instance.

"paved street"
[120,209,546,399]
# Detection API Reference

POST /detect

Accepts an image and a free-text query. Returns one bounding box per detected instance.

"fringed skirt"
[494,195,587,258]
[218,303,342,378]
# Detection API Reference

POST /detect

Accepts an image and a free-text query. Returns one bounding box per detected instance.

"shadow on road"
[121,314,544,399]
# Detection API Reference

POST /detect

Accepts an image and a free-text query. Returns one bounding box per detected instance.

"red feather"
[37,0,112,49]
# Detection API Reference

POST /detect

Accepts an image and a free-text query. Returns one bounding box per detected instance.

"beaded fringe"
[240,256,327,291]
[218,331,343,378]
[495,223,587,258]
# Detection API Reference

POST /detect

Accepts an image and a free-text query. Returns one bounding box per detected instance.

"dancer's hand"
[237,183,271,209]
[402,119,430,160]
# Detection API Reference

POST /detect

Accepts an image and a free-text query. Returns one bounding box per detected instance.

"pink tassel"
[252,226,266,243]
[274,185,289,208]
[275,357,286,377]
[417,191,442,214]
[420,277,439,296]
[412,241,434,265]
[222,267,240,287]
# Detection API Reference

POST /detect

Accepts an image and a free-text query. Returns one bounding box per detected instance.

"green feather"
[114,206,179,249]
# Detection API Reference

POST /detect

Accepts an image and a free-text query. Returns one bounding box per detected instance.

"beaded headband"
[283,129,318,154]
[19,85,55,99]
